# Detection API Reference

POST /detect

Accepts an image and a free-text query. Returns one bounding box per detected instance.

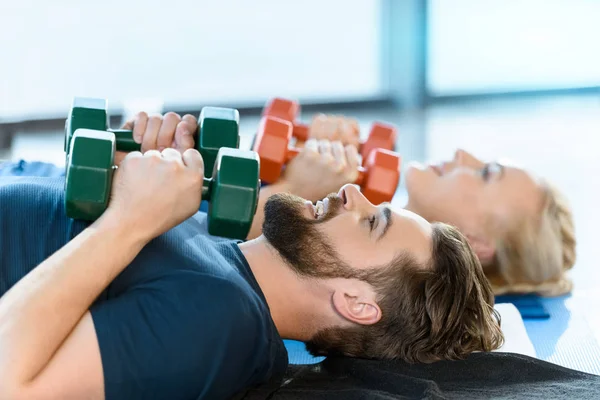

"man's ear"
[466,233,496,264]
[332,290,381,326]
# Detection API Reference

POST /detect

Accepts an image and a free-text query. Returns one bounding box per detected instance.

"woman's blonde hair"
[485,180,576,297]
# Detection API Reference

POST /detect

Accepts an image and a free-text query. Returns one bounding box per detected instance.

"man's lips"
[305,197,332,220]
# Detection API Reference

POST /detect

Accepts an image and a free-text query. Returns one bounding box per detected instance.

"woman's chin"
[406,161,427,171]
[404,162,426,189]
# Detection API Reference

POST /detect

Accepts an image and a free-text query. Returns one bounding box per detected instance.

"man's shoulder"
[162,268,267,319]
[0,176,78,240]
[0,176,67,220]
[0,176,65,199]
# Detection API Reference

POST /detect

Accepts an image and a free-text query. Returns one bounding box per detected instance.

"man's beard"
[262,192,358,279]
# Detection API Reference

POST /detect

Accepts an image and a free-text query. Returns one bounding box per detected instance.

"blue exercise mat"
[496,294,550,319]
[521,294,600,376]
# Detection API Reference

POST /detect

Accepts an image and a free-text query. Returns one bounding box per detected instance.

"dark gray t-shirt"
[0,176,288,400]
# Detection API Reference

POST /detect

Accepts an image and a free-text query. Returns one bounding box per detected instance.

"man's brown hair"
[305,222,504,363]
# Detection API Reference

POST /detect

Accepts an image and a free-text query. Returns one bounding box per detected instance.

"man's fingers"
[141,114,163,152]
[182,148,204,175]
[143,149,162,160]
[124,150,143,161]
[131,112,148,144]
[181,114,198,130]
[121,120,134,130]
[157,112,181,151]
[161,148,184,164]
[175,120,196,150]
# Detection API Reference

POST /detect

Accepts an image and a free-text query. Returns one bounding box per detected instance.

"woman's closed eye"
[481,162,504,182]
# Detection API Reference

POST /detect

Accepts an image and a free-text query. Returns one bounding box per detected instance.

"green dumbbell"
[65,129,260,240]
[64,97,240,177]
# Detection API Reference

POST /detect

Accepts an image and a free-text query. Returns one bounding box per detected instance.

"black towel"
[240,352,600,399]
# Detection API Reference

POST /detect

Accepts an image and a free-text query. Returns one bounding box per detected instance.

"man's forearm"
[0,211,149,388]
[246,181,293,240]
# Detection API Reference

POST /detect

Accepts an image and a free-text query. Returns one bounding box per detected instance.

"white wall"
[427,0,600,95]
[0,0,383,121]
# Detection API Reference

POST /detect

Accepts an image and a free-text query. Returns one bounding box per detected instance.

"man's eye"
[369,215,376,231]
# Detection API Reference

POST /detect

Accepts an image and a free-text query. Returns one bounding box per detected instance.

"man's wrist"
[94,210,152,250]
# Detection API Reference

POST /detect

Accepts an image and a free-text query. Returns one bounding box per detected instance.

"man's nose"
[338,184,374,211]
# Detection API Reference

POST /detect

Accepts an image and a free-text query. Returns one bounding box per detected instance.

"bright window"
[0,0,382,120]
[427,0,600,95]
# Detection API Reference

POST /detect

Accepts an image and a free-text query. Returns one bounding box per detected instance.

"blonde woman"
[307,114,576,297]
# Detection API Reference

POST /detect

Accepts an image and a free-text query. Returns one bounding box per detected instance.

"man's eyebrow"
[378,205,393,241]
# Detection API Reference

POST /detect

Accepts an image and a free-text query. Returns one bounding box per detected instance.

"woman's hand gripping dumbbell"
[252,116,401,205]
[262,97,398,166]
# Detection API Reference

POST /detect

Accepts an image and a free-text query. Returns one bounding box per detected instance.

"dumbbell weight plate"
[207,147,260,239]
[64,98,109,153]
[65,129,115,221]
[199,107,240,178]
[361,149,401,205]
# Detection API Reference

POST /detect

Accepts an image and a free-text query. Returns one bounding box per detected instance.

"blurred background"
[1,0,599,165]
[1,0,600,372]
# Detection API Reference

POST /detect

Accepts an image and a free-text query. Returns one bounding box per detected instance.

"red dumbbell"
[253,116,401,205]
[262,97,398,166]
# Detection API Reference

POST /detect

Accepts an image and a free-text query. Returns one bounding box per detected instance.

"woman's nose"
[454,149,466,164]
[453,149,481,169]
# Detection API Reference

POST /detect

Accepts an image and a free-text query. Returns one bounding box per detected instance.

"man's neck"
[237,236,329,342]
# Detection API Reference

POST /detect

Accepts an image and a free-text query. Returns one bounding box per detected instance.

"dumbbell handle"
[285,147,366,186]
[111,129,141,152]
[290,123,310,142]
[201,178,213,200]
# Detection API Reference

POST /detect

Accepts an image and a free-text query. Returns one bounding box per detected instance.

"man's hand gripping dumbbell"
[64,98,259,240]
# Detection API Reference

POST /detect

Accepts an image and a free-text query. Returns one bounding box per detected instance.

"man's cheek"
[328,234,369,265]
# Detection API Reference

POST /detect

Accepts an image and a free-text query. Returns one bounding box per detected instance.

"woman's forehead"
[495,166,543,217]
